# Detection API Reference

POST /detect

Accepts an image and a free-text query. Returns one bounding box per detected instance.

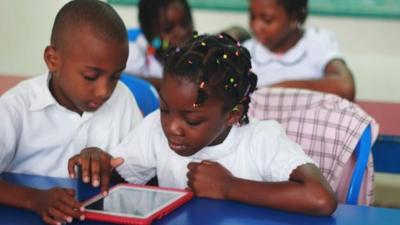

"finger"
[187,162,200,170]
[80,154,91,183]
[42,213,61,225]
[67,155,81,179]
[90,153,101,187]
[59,196,83,220]
[48,207,69,224]
[110,157,124,169]
[100,154,111,196]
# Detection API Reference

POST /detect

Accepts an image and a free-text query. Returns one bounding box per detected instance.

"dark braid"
[276,0,308,25]
[138,0,193,43]
[164,32,258,125]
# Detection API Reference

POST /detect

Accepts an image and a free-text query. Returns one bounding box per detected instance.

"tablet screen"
[85,186,185,218]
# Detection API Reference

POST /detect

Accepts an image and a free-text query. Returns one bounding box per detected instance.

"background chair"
[249,87,379,205]
[120,73,159,116]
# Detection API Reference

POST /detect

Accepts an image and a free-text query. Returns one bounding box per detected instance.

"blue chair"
[120,74,159,116]
[346,124,372,205]
[127,28,142,42]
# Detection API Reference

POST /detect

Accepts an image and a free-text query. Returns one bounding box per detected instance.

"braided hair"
[164,32,258,125]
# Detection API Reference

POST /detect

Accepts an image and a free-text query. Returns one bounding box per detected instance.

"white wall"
[1,0,399,102]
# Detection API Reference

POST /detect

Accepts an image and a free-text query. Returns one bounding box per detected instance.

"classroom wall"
[1,0,399,102]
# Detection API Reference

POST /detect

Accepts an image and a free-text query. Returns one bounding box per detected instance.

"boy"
[0,0,142,224]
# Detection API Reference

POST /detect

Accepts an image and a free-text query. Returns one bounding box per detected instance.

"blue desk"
[1,173,400,225]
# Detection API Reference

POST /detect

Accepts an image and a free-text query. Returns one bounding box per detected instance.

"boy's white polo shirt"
[112,110,316,189]
[243,27,343,87]
[0,73,143,178]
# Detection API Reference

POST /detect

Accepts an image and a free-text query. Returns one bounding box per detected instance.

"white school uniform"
[112,110,316,188]
[243,27,343,87]
[0,73,143,177]
[125,33,163,78]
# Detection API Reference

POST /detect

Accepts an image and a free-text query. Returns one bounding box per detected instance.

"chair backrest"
[120,74,159,116]
[249,87,378,205]
[127,28,142,42]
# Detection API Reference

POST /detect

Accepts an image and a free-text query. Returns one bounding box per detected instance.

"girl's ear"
[226,104,244,126]
[44,45,59,72]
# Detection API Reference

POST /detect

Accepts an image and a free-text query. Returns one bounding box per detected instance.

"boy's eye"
[82,72,99,81]
[83,75,98,81]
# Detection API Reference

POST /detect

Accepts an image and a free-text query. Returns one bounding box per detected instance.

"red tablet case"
[83,184,193,225]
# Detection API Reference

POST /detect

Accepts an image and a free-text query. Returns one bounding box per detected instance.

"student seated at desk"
[124,0,194,90]
[243,0,355,101]
[69,33,337,216]
[0,0,142,224]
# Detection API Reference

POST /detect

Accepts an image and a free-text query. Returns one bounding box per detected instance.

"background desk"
[1,173,400,225]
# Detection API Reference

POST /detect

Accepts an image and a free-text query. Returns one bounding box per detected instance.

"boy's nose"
[94,82,112,99]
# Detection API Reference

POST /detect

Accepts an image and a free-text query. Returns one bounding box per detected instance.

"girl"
[69,33,337,216]
[124,0,194,90]
[244,0,355,101]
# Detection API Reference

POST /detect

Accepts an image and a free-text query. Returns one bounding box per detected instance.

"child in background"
[244,0,355,101]
[69,33,337,216]
[0,0,142,224]
[124,0,194,90]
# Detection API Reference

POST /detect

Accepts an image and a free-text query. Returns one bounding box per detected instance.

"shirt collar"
[189,125,241,161]
[29,73,58,111]
[252,30,308,67]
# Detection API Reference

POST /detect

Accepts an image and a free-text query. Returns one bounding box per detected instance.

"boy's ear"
[226,104,244,126]
[43,45,59,72]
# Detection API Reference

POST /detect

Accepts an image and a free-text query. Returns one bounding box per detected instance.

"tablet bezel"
[82,183,193,225]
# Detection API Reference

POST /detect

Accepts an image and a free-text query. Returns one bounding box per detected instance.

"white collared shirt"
[125,34,163,78]
[243,27,342,87]
[112,110,315,188]
[0,73,143,177]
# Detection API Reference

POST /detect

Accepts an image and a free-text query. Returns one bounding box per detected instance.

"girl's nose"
[168,118,184,136]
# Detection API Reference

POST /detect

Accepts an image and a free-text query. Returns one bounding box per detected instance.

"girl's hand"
[68,147,124,196]
[186,160,234,199]
[32,188,83,225]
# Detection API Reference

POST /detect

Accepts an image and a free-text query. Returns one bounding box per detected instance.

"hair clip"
[229,77,235,83]
[199,81,205,89]
[235,50,240,56]
[233,83,238,87]
[232,105,239,113]
[175,47,181,53]
[223,54,228,59]
[224,84,229,90]
[201,42,206,46]
[219,34,224,39]
[216,59,220,64]
[188,60,193,64]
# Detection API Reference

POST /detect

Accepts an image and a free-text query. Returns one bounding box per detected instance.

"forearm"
[0,181,40,211]
[273,75,355,101]
[226,177,337,216]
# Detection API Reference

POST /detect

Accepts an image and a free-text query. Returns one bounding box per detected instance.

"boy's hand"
[32,188,83,225]
[186,160,234,199]
[68,147,124,196]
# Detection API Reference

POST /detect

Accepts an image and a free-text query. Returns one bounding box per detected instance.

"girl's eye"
[186,119,202,126]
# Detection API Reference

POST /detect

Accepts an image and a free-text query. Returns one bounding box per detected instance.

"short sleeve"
[111,111,161,184]
[0,98,22,172]
[250,121,316,182]
[309,28,343,72]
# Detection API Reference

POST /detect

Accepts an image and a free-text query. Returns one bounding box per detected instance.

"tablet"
[82,184,193,225]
